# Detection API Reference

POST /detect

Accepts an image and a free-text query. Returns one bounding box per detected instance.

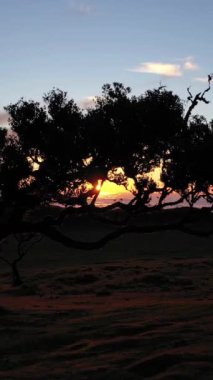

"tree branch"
[1,206,213,258]
[184,74,212,124]
[41,219,212,250]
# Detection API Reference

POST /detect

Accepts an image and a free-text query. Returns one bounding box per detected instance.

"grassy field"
[0,208,213,379]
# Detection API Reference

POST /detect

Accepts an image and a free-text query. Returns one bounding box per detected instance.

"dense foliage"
[1,79,213,213]
[0,78,213,284]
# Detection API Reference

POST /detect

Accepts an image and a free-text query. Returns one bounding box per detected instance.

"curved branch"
[158,195,186,209]
[184,75,212,124]
[184,92,200,124]
[1,207,213,256]
[55,200,133,225]
[201,74,212,99]
[41,218,212,250]
[90,179,104,206]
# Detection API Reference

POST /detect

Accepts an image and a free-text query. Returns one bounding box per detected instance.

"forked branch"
[184,74,213,124]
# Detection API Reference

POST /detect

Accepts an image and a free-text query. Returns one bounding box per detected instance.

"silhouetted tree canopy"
[1,77,213,284]
[1,78,212,211]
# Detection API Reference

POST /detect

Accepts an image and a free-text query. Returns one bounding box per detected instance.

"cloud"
[130,62,182,77]
[183,57,198,71]
[0,111,9,125]
[194,76,209,83]
[80,96,97,109]
[129,57,199,77]
[70,2,92,15]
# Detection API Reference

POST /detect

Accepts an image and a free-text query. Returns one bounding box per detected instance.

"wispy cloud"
[70,2,93,15]
[194,76,209,83]
[183,57,198,71]
[129,57,199,77]
[130,62,182,77]
[0,111,9,125]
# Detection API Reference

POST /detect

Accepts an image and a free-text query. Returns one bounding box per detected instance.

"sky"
[0,0,213,126]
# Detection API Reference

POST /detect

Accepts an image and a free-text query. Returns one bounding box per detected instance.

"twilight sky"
[0,0,213,125]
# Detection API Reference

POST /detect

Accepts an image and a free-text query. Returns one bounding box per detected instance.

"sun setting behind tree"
[97,165,163,200]
[1,1,213,379]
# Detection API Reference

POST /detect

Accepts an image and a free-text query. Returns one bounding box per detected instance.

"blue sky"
[0,0,213,124]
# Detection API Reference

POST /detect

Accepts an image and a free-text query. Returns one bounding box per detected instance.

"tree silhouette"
[4,90,87,208]
[0,78,213,284]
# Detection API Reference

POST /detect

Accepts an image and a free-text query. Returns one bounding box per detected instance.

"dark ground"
[0,208,213,379]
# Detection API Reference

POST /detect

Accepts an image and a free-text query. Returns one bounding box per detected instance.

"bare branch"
[187,87,193,102]
[184,75,212,124]
[90,179,104,206]
[200,74,212,99]
[158,195,187,209]
[1,206,213,258]
[41,211,213,251]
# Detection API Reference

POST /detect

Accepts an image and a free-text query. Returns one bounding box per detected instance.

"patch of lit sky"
[98,166,162,199]
[0,0,213,124]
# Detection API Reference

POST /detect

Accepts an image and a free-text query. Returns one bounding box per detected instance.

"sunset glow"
[97,166,163,198]
[27,156,44,171]
[99,180,129,197]
[96,179,102,192]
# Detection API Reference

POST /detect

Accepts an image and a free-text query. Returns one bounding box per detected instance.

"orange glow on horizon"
[98,166,163,198]
[99,180,129,197]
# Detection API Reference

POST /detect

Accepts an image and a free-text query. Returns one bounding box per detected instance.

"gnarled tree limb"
[184,74,213,124]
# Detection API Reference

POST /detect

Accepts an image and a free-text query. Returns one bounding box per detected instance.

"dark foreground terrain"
[0,209,213,379]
